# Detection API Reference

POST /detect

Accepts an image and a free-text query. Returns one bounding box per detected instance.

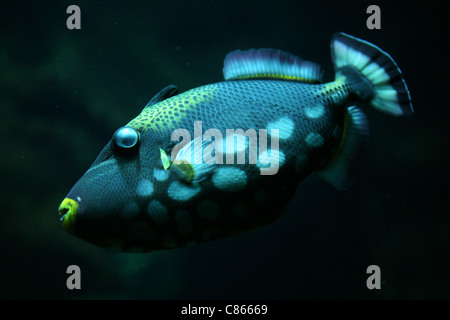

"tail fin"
[331,32,413,116]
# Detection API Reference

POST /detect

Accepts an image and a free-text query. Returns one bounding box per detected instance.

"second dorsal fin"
[223,48,323,83]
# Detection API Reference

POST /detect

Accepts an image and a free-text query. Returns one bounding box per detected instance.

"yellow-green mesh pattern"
[127,85,216,132]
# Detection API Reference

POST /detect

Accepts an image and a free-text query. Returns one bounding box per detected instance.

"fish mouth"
[58,198,79,234]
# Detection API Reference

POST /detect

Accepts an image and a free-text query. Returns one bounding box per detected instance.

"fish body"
[59,33,413,252]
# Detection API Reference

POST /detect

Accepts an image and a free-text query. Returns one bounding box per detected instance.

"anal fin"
[318,106,369,190]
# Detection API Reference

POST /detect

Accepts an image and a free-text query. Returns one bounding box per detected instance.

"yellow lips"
[58,198,79,234]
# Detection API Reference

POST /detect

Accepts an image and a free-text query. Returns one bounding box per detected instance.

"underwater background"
[0,0,448,299]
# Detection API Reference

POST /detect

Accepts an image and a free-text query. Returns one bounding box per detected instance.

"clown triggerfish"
[58,33,413,252]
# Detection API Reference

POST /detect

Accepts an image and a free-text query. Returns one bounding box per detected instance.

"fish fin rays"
[318,106,369,190]
[331,32,413,116]
[223,48,323,83]
[144,85,178,109]
[172,136,217,183]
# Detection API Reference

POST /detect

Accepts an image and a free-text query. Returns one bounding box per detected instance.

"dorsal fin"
[318,106,369,189]
[144,85,178,108]
[223,48,323,83]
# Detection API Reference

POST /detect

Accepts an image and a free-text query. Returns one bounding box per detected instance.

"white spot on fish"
[122,202,140,220]
[162,234,178,248]
[127,221,158,243]
[167,181,201,201]
[136,179,154,197]
[295,154,308,174]
[305,132,324,147]
[127,247,147,253]
[231,205,247,218]
[202,227,219,240]
[197,200,220,220]
[258,149,286,169]
[212,167,246,191]
[175,210,194,235]
[153,168,169,181]
[147,200,169,225]
[267,117,294,140]
[184,240,197,247]
[304,104,325,119]
[254,188,269,204]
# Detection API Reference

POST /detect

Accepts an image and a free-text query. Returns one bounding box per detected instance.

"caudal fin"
[331,32,413,116]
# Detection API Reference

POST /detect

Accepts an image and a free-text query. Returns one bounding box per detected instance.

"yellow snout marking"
[58,198,79,234]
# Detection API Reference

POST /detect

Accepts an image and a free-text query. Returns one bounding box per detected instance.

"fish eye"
[112,127,140,150]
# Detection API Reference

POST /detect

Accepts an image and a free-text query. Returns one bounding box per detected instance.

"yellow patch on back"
[127,85,216,132]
